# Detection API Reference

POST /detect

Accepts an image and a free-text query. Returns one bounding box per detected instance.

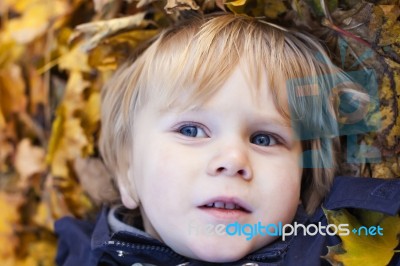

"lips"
[199,197,252,213]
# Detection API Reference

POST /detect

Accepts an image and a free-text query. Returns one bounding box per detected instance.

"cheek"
[135,143,195,201]
[253,154,302,211]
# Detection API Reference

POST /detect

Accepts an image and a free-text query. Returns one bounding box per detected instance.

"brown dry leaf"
[74,157,118,204]
[376,72,399,156]
[15,139,46,187]
[49,170,94,218]
[72,13,150,51]
[377,5,400,46]
[137,0,159,8]
[88,29,158,70]
[165,0,199,13]
[264,0,287,19]
[93,0,114,11]
[14,240,57,266]
[27,67,47,114]
[0,64,27,116]
[0,128,14,172]
[0,109,5,129]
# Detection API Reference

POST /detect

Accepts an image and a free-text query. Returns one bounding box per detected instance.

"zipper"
[104,240,188,262]
[244,245,288,262]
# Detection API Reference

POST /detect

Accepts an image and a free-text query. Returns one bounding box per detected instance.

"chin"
[185,236,255,263]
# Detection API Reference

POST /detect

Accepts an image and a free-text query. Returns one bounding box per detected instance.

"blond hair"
[99,13,362,214]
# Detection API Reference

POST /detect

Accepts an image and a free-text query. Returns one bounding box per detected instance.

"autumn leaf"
[0,0,400,265]
[264,0,287,19]
[165,0,200,13]
[226,0,246,7]
[0,64,27,116]
[74,157,118,204]
[71,13,151,52]
[15,139,46,188]
[88,29,158,70]
[323,209,400,266]
[136,0,159,8]
[0,192,24,260]
[4,0,68,44]
[93,0,114,12]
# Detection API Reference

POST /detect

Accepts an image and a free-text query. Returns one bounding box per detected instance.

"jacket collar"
[90,205,310,265]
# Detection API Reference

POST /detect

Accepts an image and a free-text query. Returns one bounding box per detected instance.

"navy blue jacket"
[55,176,400,266]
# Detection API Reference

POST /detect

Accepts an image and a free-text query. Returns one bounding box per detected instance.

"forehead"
[145,59,290,124]
[198,64,291,127]
[129,15,329,127]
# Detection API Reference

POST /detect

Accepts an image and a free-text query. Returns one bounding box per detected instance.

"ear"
[117,166,140,209]
[119,182,139,209]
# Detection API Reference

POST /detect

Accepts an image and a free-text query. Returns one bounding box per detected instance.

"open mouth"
[199,198,252,213]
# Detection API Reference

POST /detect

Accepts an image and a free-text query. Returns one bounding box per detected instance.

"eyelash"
[249,132,283,147]
[175,123,284,146]
[176,123,209,138]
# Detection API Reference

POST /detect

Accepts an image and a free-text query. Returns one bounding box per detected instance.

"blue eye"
[179,125,207,138]
[250,133,277,146]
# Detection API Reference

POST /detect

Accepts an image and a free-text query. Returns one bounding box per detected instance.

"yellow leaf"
[58,46,91,73]
[82,91,100,134]
[226,0,246,7]
[323,209,400,266]
[46,106,65,167]
[14,237,57,266]
[64,71,90,111]
[0,192,24,260]
[32,201,54,231]
[48,117,88,178]
[5,0,68,44]
[0,37,24,69]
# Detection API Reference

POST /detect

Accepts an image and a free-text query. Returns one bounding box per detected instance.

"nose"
[206,147,253,180]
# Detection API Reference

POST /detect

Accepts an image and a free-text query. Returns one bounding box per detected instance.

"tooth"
[206,203,214,207]
[225,203,235,209]
[214,202,225,208]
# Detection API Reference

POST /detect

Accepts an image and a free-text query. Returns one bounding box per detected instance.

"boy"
[55,13,400,265]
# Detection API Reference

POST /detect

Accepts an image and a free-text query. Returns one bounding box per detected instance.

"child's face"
[126,65,303,262]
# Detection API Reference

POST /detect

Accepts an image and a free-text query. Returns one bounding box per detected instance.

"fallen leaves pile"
[0,0,399,265]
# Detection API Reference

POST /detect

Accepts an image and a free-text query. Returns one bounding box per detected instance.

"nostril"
[217,167,247,177]
[216,167,225,173]
[238,169,246,176]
